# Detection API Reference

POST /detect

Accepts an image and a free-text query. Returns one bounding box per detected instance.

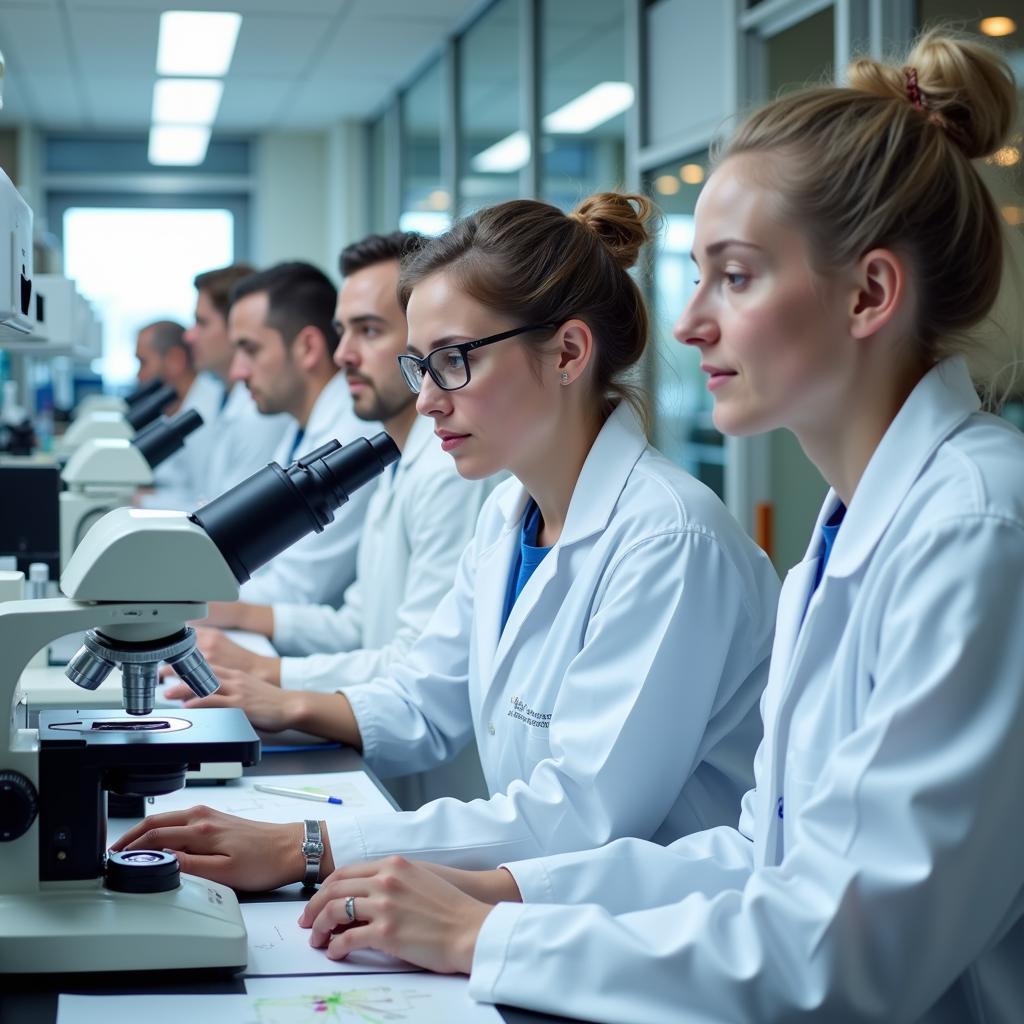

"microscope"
[55,381,180,457]
[60,407,205,567]
[74,377,166,420]
[0,432,399,975]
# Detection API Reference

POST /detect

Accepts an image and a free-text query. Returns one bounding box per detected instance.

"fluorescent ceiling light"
[470,130,530,174]
[542,82,634,134]
[152,79,223,125]
[148,124,211,166]
[157,11,242,77]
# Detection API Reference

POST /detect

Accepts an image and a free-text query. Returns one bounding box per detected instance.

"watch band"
[301,818,324,889]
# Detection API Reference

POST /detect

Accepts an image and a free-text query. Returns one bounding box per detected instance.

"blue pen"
[253,784,343,805]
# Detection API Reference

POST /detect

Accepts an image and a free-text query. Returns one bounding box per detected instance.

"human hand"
[110,806,304,891]
[196,627,279,682]
[298,856,492,974]
[163,665,299,732]
[417,863,522,905]
[195,600,246,629]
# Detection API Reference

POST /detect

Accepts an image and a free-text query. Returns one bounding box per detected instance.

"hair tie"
[904,67,924,110]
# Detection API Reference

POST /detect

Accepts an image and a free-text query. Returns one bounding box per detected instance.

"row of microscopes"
[0,167,398,974]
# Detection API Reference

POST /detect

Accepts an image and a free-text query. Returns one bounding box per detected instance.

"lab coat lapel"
[487,403,648,686]
[474,485,530,684]
[376,415,433,519]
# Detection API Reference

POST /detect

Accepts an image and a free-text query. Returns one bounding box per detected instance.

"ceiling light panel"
[156,11,242,77]
[152,79,223,125]
[148,124,211,165]
[542,82,634,134]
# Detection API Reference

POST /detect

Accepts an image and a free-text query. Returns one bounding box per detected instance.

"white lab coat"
[327,402,780,870]
[239,372,380,608]
[273,413,491,690]
[272,412,493,806]
[469,358,1024,1024]
[196,382,290,505]
[143,372,224,510]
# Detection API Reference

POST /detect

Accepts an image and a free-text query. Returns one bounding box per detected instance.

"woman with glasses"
[115,192,780,894]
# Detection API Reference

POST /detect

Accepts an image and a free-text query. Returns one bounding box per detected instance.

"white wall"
[253,123,369,279]
[253,131,331,275]
[646,0,736,152]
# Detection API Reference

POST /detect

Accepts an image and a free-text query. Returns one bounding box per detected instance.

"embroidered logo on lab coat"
[508,695,552,729]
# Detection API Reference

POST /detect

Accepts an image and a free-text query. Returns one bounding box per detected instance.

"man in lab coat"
[182,264,290,505]
[179,233,491,806]
[220,260,376,610]
[134,318,222,509]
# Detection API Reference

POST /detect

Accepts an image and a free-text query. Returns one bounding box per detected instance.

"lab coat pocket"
[522,724,553,772]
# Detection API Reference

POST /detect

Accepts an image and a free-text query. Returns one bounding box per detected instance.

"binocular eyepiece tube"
[190,431,400,585]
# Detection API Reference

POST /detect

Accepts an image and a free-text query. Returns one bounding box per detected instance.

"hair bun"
[847,28,1016,159]
[569,192,654,270]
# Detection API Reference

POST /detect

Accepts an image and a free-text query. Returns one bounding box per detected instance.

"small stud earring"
[560,371,569,385]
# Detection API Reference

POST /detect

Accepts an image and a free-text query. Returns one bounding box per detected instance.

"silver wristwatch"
[301,819,324,889]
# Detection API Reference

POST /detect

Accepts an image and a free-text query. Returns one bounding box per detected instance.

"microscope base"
[0,874,247,973]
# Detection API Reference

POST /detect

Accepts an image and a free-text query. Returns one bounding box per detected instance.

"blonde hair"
[721,28,1020,403]
[399,192,656,426]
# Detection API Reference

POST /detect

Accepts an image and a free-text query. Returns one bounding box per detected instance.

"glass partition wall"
[400,62,451,236]
[458,0,524,215]
[371,0,991,562]
[540,0,629,210]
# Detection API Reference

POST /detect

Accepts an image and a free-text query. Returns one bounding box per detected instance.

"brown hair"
[340,231,423,277]
[399,192,656,423]
[194,263,256,320]
[720,28,1019,402]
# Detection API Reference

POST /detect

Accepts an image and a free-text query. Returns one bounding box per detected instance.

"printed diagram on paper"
[252,986,434,1023]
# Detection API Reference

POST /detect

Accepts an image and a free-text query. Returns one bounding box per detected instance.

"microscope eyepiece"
[190,432,400,584]
[124,383,177,432]
[123,377,165,408]
[131,409,204,469]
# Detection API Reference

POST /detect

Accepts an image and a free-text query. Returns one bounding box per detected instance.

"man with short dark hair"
[219,260,378,609]
[134,318,221,508]
[182,264,289,503]
[176,234,492,807]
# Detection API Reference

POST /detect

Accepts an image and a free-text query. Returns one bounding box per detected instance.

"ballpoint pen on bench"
[253,784,344,805]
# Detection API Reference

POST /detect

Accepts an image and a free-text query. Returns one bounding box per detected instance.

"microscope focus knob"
[0,770,39,841]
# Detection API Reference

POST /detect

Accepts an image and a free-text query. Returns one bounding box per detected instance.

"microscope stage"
[37,706,261,769]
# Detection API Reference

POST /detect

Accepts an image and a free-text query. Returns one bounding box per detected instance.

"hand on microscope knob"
[110,805,326,892]
[163,665,299,732]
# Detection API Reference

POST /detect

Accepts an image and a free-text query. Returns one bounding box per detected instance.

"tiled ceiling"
[0,0,484,132]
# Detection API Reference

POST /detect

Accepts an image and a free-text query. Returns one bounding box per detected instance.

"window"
[400,61,452,236]
[645,152,722,495]
[458,0,523,215]
[63,207,233,385]
[540,0,629,209]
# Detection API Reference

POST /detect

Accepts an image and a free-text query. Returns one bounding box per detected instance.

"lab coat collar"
[494,402,648,547]
[301,371,352,442]
[374,414,433,505]
[397,413,435,472]
[815,357,980,578]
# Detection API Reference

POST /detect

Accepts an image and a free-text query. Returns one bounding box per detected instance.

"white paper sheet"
[140,770,395,823]
[242,900,418,977]
[58,975,503,1024]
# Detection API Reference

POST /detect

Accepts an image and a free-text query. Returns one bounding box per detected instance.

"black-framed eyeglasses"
[397,322,558,394]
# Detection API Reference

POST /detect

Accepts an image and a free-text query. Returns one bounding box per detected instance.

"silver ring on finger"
[344,895,357,923]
